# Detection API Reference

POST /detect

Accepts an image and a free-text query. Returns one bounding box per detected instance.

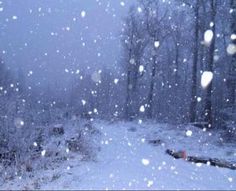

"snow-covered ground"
[1,120,236,190]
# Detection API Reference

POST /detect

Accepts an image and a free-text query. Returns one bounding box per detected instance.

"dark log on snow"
[148,139,162,146]
[189,122,208,129]
[166,149,186,159]
[166,149,236,170]
[52,124,64,136]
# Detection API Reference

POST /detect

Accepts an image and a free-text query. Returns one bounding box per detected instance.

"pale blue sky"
[0,0,134,86]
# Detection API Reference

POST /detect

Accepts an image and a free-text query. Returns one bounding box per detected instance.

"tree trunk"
[204,0,216,127]
[190,0,200,123]
[228,0,236,111]
[174,43,180,85]
[147,56,157,118]
[125,69,132,120]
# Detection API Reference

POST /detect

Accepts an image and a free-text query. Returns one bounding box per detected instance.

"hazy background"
[0,0,134,88]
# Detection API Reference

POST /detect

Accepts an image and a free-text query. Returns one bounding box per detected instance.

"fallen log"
[51,124,64,136]
[166,149,186,159]
[148,139,162,146]
[166,149,236,170]
[189,122,208,129]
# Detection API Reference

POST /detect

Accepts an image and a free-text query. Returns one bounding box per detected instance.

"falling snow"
[204,30,214,45]
[201,71,214,89]
[81,11,86,18]
[141,158,150,166]
[0,0,235,190]
[186,130,193,137]
[154,41,160,48]
[139,105,145,112]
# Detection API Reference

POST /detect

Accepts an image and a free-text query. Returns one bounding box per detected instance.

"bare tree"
[227,0,236,111]
[140,0,169,118]
[203,0,217,127]
[122,6,147,120]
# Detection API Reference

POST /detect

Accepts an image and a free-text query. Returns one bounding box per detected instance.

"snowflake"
[154,41,160,48]
[120,1,125,6]
[231,34,236,40]
[204,30,214,45]
[114,79,119,84]
[227,44,236,55]
[142,158,150,166]
[186,130,192,137]
[139,105,145,112]
[201,71,213,89]
[197,97,202,102]
[147,180,154,187]
[41,150,46,157]
[14,118,24,128]
[12,15,18,20]
[228,177,233,182]
[137,7,142,13]
[81,11,86,18]
[139,65,144,73]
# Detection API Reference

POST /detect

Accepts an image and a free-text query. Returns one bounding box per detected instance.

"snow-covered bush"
[1,119,101,179]
[220,107,236,142]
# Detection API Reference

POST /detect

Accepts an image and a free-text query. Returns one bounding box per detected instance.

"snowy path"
[41,121,235,190]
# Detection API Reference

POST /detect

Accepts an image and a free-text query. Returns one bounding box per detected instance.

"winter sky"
[0,0,134,86]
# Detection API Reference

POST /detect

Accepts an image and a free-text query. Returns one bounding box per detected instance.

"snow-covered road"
[2,121,235,190]
[42,121,235,190]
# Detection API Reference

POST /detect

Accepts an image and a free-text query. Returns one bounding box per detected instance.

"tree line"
[122,0,236,131]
